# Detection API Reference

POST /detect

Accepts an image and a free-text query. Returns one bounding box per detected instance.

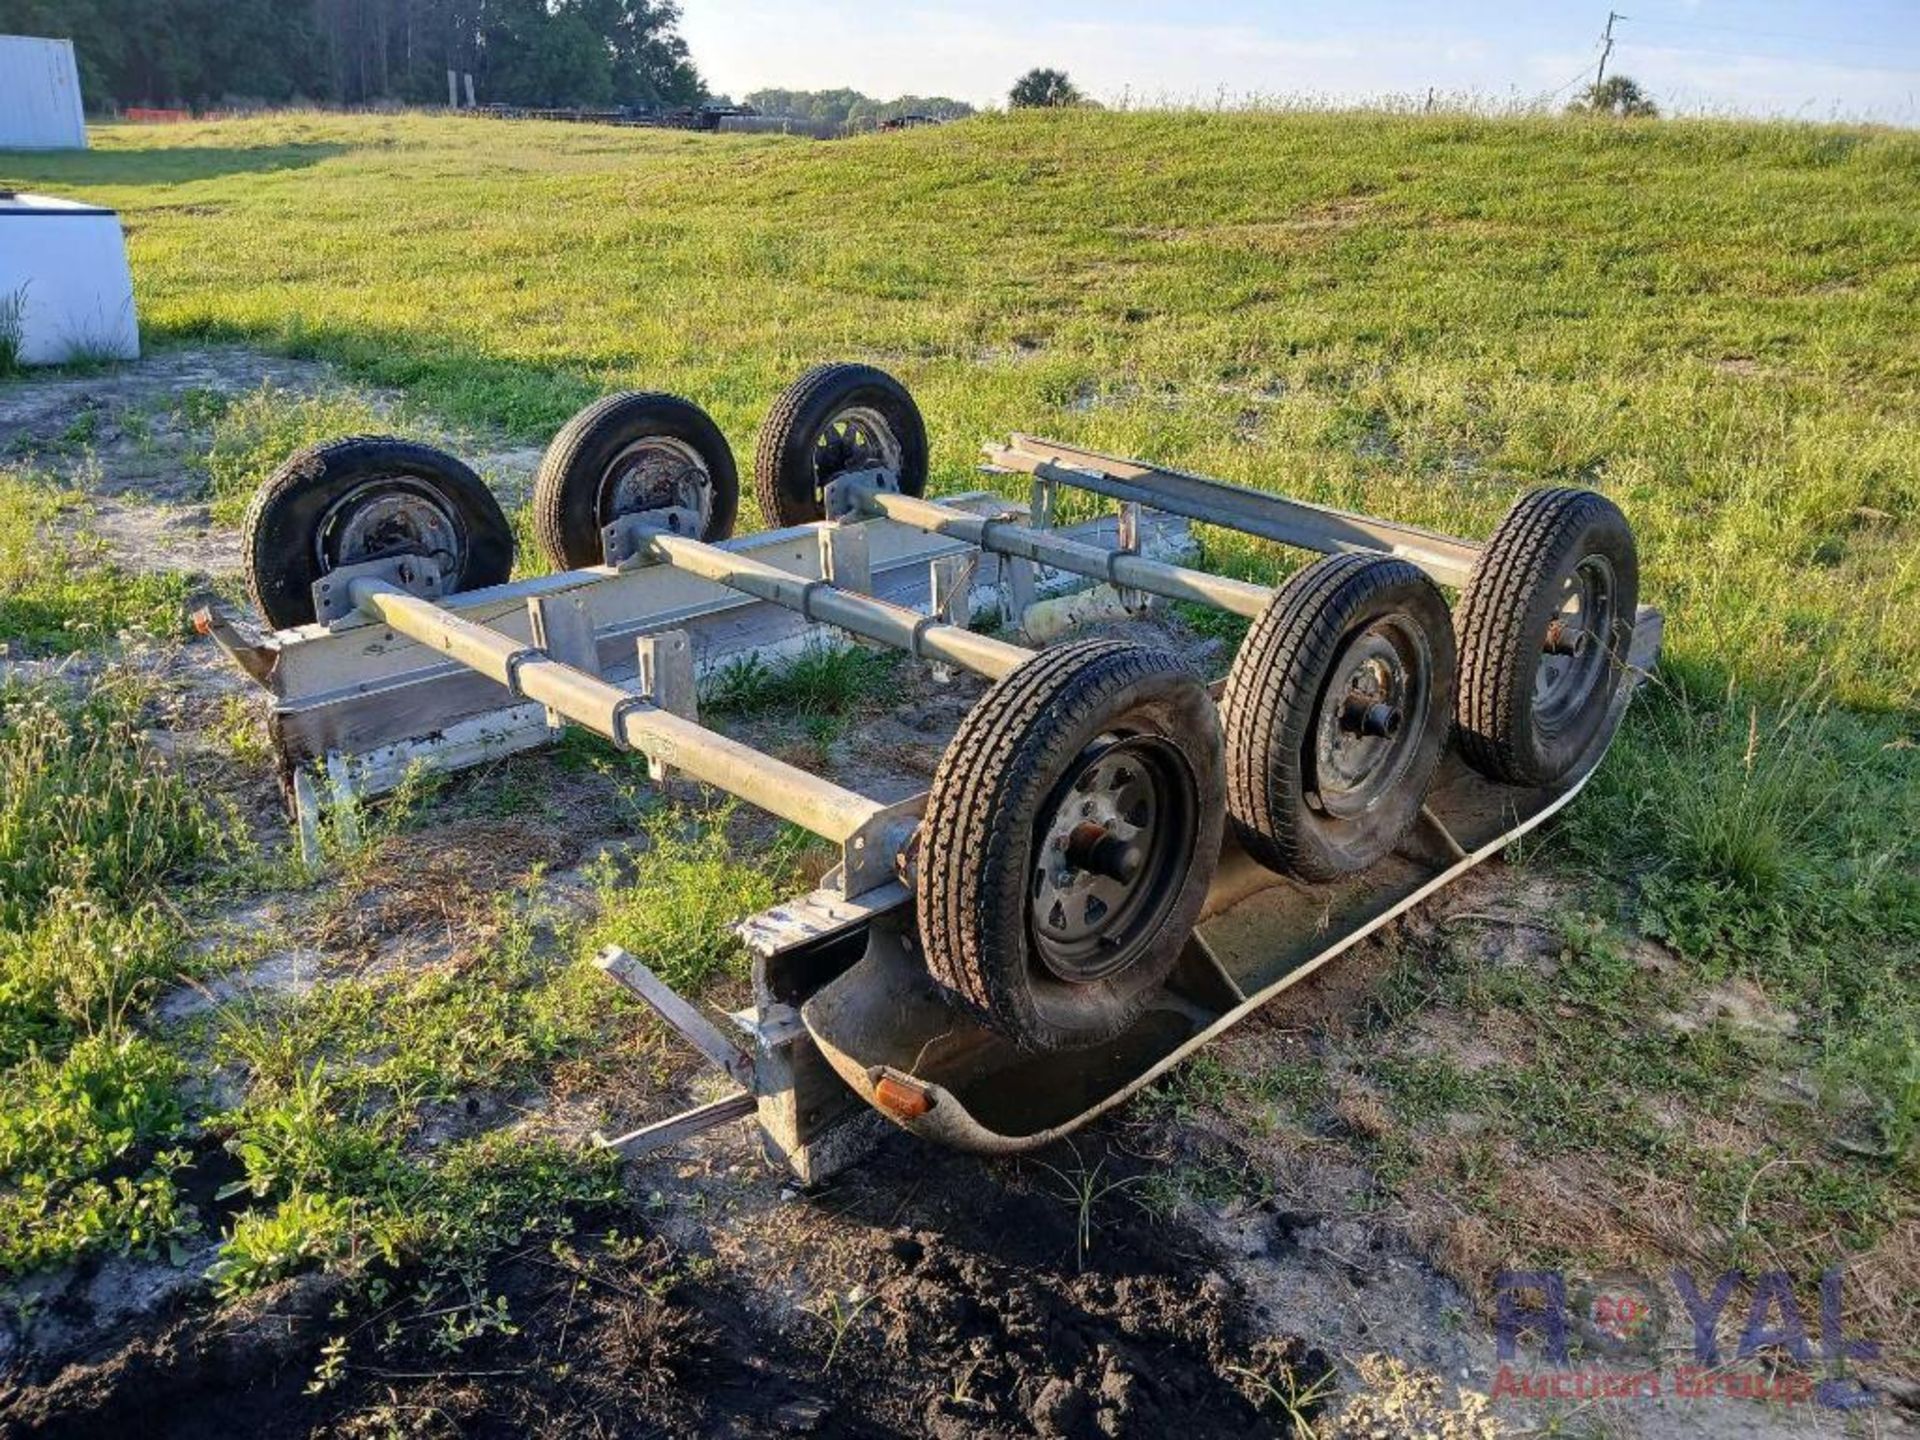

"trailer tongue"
[203,366,1659,1182]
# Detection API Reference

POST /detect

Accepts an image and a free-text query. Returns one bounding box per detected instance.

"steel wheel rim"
[1030,734,1196,983]
[1308,614,1432,821]
[810,405,902,494]
[1533,554,1615,735]
[600,436,713,533]
[318,477,466,578]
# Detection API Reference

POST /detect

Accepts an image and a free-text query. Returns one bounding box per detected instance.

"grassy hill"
[8,109,1918,708]
[1,110,1916,1416]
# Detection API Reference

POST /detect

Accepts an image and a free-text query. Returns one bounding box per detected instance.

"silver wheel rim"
[1534,554,1616,736]
[600,436,713,534]
[811,405,902,494]
[318,477,465,578]
[1031,734,1195,983]
[1308,614,1432,820]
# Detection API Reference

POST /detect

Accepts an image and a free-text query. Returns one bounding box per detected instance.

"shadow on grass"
[150,314,606,439]
[0,142,350,189]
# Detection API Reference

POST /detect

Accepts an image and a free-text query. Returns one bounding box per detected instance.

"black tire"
[753,362,929,528]
[242,436,514,631]
[1454,488,1639,787]
[532,392,739,571]
[915,640,1225,1053]
[1223,554,1456,881]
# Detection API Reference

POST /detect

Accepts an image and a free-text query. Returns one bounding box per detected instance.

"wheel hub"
[319,478,464,577]
[812,406,902,496]
[1031,734,1194,983]
[1533,554,1616,736]
[602,437,713,533]
[1309,617,1432,820]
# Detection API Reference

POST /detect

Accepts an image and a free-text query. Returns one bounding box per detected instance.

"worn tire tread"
[753,363,928,528]
[916,640,1216,1048]
[1454,488,1635,786]
[1223,554,1450,881]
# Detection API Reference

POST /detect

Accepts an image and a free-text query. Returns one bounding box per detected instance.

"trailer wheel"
[916,640,1224,1052]
[1223,554,1456,881]
[243,436,514,631]
[754,362,929,527]
[532,392,739,570]
[1454,488,1639,787]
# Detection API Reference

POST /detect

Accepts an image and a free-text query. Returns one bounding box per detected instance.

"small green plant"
[430,1293,519,1354]
[584,806,799,992]
[1037,1143,1139,1270]
[703,642,898,720]
[305,1334,350,1395]
[0,286,26,375]
[1228,1354,1339,1437]
[805,1285,873,1372]
[208,1190,363,1296]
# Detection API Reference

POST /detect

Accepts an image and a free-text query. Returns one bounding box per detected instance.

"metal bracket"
[310,554,443,627]
[1115,500,1146,613]
[817,521,872,596]
[601,506,702,568]
[191,606,277,685]
[597,945,756,1086]
[927,551,979,684]
[593,1092,757,1158]
[1030,474,1058,532]
[634,629,696,781]
[838,795,924,901]
[822,466,898,522]
[527,593,600,730]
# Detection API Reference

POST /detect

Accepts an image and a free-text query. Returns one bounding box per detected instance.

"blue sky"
[678,1,1920,122]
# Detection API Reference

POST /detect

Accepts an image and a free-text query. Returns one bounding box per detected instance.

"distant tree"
[1571,74,1659,118]
[743,88,974,127]
[1009,67,1080,109]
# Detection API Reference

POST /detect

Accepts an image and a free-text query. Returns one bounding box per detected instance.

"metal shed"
[0,36,89,150]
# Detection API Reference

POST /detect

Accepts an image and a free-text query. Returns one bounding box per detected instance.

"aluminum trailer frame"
[203,439,1660,1183]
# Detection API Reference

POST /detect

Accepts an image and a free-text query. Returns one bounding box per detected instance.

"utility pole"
[1596,11,1627,85]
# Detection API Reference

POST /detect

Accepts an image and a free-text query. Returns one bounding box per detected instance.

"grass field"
[2,109,1917,1424]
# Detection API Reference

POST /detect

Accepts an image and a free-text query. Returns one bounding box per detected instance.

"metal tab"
[600,506,703,567]
[822,465,897,522]
[528,592,600,730]
[634,629,697,780]
[817,521,872,597]
[310,554,443,626]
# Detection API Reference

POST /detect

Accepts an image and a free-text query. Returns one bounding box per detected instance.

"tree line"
[741,88,973,128]
[0,0,705,110]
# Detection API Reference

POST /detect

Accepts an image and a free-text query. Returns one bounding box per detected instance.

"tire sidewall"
[983,665,1224,1051]
[1286,574,1456,875]
[1504,505,1639,781]
[541,395,739,569]
[247,439,513,630]
[768,368,929,526]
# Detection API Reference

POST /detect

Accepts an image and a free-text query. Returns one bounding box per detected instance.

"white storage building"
[0,35,89,150]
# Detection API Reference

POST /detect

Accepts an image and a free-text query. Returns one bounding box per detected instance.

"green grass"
[0,684,219,1275]
[197,382,396,525]
[0,469,194,655]
[1,108,1916,1334]
[6,109,1916,712]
